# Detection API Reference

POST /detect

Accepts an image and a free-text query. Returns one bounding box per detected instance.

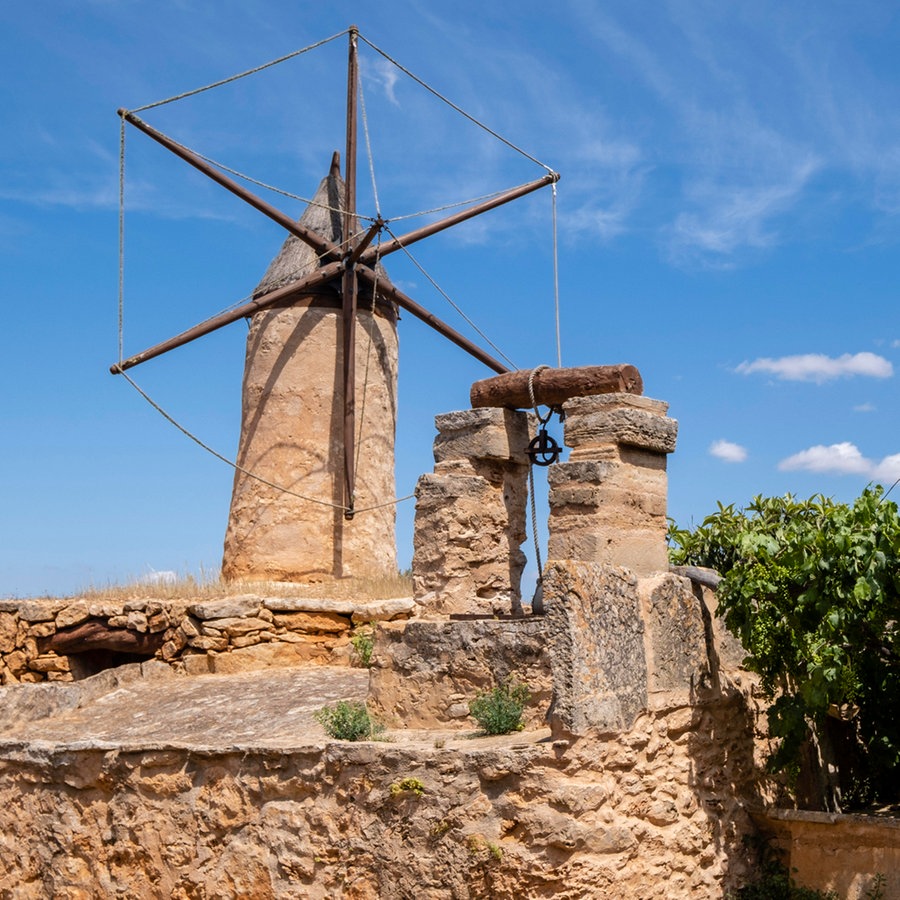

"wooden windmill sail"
[111,27,559,582]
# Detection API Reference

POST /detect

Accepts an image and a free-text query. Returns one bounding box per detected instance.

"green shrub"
[469,679,530,735]
[314,701,382,741]
[350,624,376,668]
[669,487,900,811]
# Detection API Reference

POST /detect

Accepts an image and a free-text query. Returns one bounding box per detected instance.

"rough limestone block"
[272,611,351,634]
[0,614,17,654]
[411,469,527,616]
[637,574,711,710]
[543,560,649,738]
[189,596,261,621]
[432,408,530,466]
[367,619,551,729]
[564,393,677,456]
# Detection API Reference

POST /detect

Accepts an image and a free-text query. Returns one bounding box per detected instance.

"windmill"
[111,27,559,583]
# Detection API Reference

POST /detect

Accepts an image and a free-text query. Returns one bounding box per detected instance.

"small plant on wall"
[350,623,376,668]
[314,701,383,741]
[469,679,530,735]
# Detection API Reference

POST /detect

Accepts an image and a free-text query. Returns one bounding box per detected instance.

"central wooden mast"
[342,25,360,519]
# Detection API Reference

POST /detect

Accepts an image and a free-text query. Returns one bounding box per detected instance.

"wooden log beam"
[470,364,643,409]
[39,620,165,656]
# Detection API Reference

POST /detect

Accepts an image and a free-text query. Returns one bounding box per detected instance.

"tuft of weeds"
[350,624,376,668]
[466,835,503,861]
[314,701,383,742]
[389,777,425,798]
[468,679,530,735]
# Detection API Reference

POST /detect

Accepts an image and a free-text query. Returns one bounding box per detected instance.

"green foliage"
[314,701,382,741]
[669,487,900,808]
[469,679,530,735]
[350,624,376,668]
[390,777,425,797]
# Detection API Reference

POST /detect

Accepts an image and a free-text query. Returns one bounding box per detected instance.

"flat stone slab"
[0,665,370,752]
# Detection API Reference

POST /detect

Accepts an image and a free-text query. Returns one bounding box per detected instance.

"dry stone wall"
[0,595,414,684]
[367,618,552,729]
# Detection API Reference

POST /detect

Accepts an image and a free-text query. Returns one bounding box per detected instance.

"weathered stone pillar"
[222,158,399,582]
[411,408,529,616]
[547,393,677,576]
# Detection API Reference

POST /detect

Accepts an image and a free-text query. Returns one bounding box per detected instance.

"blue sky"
[2,1,899,597]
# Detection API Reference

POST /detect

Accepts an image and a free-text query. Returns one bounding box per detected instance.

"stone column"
[547,394,677,576]
[411,408,530,616]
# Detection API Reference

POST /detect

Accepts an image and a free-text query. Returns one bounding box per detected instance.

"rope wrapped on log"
[470,364,643,410]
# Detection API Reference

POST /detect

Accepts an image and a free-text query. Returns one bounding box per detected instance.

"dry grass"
[36,569,413,603]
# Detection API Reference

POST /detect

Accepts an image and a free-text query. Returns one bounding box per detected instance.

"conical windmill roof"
[253,152,394,319]
[253,152,344,297]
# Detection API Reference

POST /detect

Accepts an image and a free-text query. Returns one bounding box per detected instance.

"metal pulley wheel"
[526,425,561,466]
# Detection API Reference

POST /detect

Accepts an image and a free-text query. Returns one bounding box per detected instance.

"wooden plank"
[470,364,643,409]
[39,620,165,655]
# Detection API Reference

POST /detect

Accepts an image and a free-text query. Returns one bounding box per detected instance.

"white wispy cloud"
[779,442,900,484]
[368,58,401,107]
[735,352,893,383]
[669,158,820,264]
[140,568,177,585]
[709,439,748,463]
[853,402,876,413]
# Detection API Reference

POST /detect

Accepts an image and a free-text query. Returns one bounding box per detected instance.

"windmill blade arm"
[119,110,344,262]
[357,267,509,375]
[359,172,560,264]
[110,261,345,374]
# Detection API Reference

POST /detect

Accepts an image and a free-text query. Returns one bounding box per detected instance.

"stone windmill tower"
[222,154,399,582]
[111,27,558,585]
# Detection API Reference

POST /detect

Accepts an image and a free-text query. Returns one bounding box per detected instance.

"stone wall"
[763,809,900,899]
[0,700,765,900]
[0,594,413,684]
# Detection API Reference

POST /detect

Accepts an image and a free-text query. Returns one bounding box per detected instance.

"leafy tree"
[669,487,900,811]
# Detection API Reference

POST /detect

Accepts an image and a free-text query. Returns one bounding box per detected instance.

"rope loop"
[527,364,553,424]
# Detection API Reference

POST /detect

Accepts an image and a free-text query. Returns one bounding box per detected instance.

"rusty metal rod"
[356,267,509,375]
[119,110,344,263]
[360,172,560,264]
[110,261,345,373]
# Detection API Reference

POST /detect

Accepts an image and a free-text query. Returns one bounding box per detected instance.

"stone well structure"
[222,156,399,583]
[4,373,848,898]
